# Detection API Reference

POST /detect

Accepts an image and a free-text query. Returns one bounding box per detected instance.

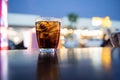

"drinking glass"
[110,31,120,47]
[35,17,61,52]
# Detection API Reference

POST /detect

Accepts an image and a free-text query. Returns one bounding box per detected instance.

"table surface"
[1,47,120,80]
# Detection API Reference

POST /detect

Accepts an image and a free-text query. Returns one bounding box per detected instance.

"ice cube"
[49,21,60,32]
[39,21,49,32]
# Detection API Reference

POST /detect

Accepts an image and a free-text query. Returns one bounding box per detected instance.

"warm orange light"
[102,16,112,28]
[101,47,111,70]
[92,16,112,28]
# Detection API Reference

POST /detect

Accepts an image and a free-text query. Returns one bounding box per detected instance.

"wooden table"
[1,47,120,80]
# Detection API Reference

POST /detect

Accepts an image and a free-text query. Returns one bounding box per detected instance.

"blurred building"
[8,13,39,49]
[8,13,120,48]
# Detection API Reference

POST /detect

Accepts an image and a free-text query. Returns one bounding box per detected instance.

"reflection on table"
[37,51,60,80]
[0,47,120,80]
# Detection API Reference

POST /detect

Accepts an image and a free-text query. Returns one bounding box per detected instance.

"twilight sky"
[8,0,120,21]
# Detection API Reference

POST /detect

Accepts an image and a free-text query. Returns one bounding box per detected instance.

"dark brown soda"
[35,21,60,48]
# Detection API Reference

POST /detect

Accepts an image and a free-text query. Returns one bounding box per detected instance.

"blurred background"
[6,0,120,49]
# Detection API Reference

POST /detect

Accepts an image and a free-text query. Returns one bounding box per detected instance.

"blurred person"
[8,39,16,50]
[101,34,112,47]
[15,40,27,49]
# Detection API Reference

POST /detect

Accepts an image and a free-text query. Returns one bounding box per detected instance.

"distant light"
[74,29,103,37]
[68,29,73,34]
[61,28,68,35]
[92,16,112,28]
[92,17,102,26]
[102,16,112,28]
[14,36,20,44]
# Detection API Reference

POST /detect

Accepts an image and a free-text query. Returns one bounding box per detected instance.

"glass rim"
[35,16,62,22]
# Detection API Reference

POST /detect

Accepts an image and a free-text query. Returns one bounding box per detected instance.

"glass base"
[39,48,56,53]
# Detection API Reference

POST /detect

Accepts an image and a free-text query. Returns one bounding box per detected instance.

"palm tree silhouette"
[67,13,78,29]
